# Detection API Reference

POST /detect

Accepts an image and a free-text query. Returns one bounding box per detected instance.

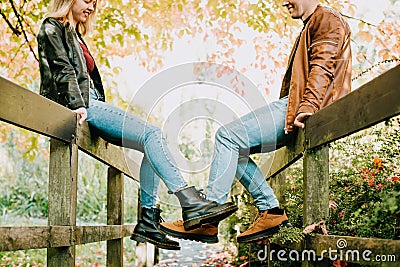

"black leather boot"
[130,207,180,250]
[175,186,238,230]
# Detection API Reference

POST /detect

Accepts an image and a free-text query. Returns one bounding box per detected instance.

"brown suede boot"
[237,208,290,243]
[160,220,219,243]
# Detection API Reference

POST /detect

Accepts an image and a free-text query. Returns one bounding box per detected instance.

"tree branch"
[8,0,38,61]
[0,9,21,36]
[341,13,379,28]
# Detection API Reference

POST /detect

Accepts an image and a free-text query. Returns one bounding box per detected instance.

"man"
[160,0,352,243]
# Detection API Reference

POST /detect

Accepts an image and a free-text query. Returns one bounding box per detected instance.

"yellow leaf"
[358,31,373,42]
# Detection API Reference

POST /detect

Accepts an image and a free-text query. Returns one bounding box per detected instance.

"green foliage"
[0,249,46,267]
[269,226,305,245]
[327,117,400,239]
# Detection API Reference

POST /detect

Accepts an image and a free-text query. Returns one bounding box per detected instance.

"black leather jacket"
[37,17,105,109]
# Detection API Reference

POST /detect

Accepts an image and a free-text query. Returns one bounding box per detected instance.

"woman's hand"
[72,107,88,125]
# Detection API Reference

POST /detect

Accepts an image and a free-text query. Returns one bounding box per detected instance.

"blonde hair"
[46,0,97,35]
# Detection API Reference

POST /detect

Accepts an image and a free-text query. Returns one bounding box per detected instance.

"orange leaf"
[358,31,373,42]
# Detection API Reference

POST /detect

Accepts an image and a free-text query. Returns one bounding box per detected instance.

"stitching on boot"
[132,233,180,248]
[184,205,236,223]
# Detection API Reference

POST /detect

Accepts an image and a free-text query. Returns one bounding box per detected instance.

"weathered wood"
[0,226,50,251]
[0,225,136,251]
[47,139,79,267]
[265,128,305,179]
[0,76,76,142]
[76,123,140,181]
[306,64,400,149]
[0,76,140,180]
[269,170,287,205]
[302,145,330,267]
[303,145,330,225]
[107,167,124,267]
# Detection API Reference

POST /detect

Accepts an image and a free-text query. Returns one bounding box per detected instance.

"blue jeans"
[86,89,187,208]
[206,96,292,211]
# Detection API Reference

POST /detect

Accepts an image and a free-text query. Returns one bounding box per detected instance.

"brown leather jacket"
[280,5,352,133]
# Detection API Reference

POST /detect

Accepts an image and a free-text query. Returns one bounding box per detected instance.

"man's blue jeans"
[206,96,292,211]
[86,90,187,208]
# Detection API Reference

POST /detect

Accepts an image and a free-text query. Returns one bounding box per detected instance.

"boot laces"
[247,211,267,231]
[153,208,165,224]
[174,220,184,227]
[197,189,207,200]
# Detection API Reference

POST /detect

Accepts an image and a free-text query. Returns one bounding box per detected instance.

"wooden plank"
[0,225,136,251]
[302,145,330,267]
[47,139,79,267]
[265,128,305,179]
[0,77,139,180]
[75,225,135,244]
[0,76,76,142]
[303,145,330,225]
[76,123,139,181]
[107,167,124,267]
[48,140,79,227]
[306,65,400,149]
[269,170,287,204]
[0,226,50,251]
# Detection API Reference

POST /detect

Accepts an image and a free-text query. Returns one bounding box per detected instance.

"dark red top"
[79,42,95,75]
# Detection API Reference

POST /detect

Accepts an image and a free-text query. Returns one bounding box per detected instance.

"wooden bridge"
[0,64,399,266]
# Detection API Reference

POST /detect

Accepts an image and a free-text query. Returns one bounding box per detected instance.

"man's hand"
[294,112,313,129]
[72,107,87,125]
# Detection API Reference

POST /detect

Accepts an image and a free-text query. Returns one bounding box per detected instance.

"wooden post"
[269,170,287,205]
[107,167,124,267]
[47,139,78,267]
[302,145,330,267]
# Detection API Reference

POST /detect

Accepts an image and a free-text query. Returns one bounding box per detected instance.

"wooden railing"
[1,65,399,266]
[266,64,400,267]
[0,77,156,266]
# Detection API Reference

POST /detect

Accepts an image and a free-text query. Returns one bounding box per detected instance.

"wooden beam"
[0,76,76,142]
[47,139,79,267]
[306,65,400,149]
[265,128,305,179]
[0,76,140,180]
[75,124,140,181]
[302,146,330,226]
[107,167,125,267]
[302,145,330,267]
[0,225,136,251]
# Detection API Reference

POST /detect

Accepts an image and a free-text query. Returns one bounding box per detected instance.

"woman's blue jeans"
[86,90,187,208]
[206,96,292,211]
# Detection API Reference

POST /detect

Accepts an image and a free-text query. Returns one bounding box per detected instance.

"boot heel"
[130,233,146,243]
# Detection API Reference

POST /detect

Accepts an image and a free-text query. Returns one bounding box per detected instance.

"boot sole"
[183,204,238,231]
[237,220,291,243]
[130,233,181,250]
[159,224,218,244]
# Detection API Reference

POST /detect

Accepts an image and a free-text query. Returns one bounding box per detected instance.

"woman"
[37,0,237,250]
